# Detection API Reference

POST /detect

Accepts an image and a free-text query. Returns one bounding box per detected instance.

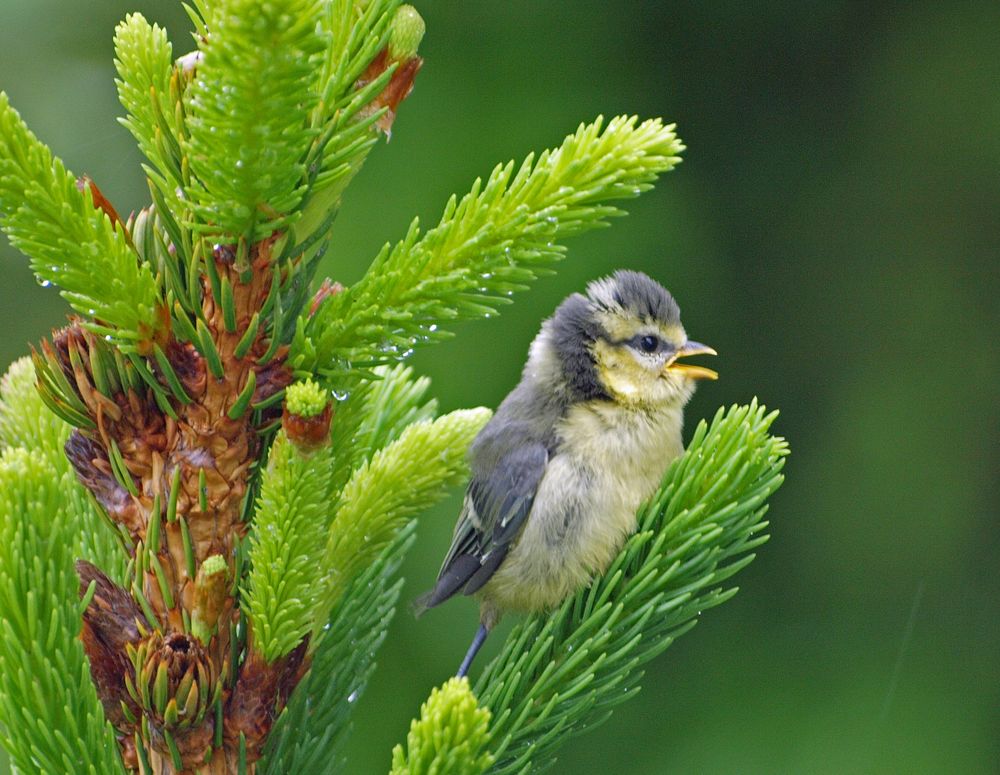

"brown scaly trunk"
[47,42,423,774]
[64,237,299,773]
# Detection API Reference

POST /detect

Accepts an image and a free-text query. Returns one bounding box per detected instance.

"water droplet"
[428,324,438,333]
[331,389,349,401]
[39,279,52,288]
[347,689,359,703]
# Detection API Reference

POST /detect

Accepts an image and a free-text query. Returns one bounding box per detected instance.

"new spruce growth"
[0,1,787,773]
[391,678,494,775]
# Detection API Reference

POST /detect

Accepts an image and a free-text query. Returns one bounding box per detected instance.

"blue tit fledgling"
[417,270,717,677]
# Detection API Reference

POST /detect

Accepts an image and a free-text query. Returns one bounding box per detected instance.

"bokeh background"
[1,1,998,772]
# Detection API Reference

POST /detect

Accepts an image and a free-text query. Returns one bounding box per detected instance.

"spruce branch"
[292,115,683,379]
[245,401,488,664]
[469,401,787,773]
[0,358,126,584]
[306,0,401,174]
[288,1,424,304]
[390,678,494,775]
[0,447,125,774]
[114,14,179,204]
[314,0,401,132]
[260,526,413,775]
[184,0,328,241]
[0,356,70,456]
[326,363,439,489]
[244,427,338,662]
[322,407,491,615]
[0,94,164,353]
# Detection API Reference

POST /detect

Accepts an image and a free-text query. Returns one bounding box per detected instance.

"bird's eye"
[638,335,659,354]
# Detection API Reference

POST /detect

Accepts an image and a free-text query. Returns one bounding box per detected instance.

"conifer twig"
[259,526,414,774]
[292,115,684,380]
[0,448,125,774]
[0,95,164,352]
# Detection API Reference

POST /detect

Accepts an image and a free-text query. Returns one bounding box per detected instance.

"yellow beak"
[664,340,719,381]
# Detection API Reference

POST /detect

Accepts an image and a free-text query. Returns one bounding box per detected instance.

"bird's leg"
[457,623,490,678]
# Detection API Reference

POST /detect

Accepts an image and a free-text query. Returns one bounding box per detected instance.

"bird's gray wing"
[418,425,548,609]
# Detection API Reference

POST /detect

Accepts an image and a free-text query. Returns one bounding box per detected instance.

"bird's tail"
[410,590,435,619]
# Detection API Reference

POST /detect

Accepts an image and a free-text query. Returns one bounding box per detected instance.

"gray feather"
[420,391,551,609]
[592,269,681,325]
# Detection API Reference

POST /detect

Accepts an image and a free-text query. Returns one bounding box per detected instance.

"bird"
[416,270,718,677]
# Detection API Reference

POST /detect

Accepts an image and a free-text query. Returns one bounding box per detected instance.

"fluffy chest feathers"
[557,400,685,496]
[481,400,685,614]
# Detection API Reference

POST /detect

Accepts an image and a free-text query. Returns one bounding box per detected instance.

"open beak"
[664,340,718,381]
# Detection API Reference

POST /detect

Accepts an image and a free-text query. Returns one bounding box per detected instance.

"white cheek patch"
[630,347,664,371]
[594,339,652,403]
[592,336,699,408]
[607,374,640,401]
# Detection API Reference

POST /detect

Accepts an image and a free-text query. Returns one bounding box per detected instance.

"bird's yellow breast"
[479,400,684,619]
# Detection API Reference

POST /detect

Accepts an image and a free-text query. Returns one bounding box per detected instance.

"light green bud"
[389,5,425,60]
[285,378,328,418]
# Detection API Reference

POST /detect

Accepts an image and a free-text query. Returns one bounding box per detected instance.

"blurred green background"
[1,1,998,773]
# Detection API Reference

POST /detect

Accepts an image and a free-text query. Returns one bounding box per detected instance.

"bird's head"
[540,270,717,408]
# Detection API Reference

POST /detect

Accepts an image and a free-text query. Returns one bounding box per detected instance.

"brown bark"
[77,560,144,729]
[65,236,302,773]
[225,640,311,761]
[357,50,424,137]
